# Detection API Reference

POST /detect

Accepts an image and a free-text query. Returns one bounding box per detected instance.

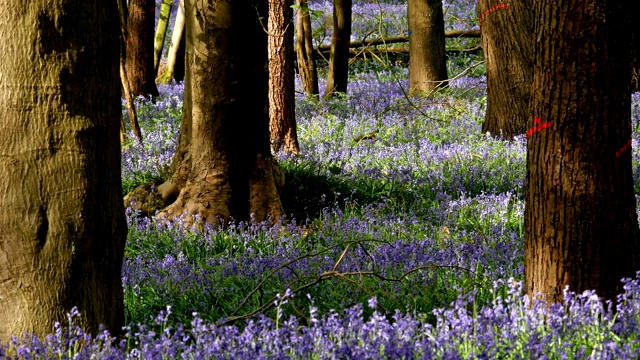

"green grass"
[120,54,527,334]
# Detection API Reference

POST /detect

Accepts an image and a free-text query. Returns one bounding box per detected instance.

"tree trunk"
[126,0,159,97]
[158,0,185,84]
[118,0,143,143]
[120,61,143,142]
[296,0,319,97]
[0,0,126,340]
[173,29,186,83]
[154,0,173,75]
[478,0,532,138]
[324,0,352,99]
[408,0,448,95]
[269,0,299,154]
[151,0,283,225]
[632,25,640,92]
[525,0,640,304]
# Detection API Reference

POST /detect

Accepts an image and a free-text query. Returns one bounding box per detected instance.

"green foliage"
[120,0,527,336]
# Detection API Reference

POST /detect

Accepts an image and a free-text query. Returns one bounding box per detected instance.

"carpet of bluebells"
[5,0,640,359]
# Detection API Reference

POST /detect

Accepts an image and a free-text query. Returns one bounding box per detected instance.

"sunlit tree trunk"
[324,0,352,99]
[408,0,448,95]
[269,0,299,154]
[154,0,173,75]
[0,0,126,340]
[478,0,532,138]
[525,0,640,303]
[159,0,185,84]
[126,0,159,97]
[296,0,319,96]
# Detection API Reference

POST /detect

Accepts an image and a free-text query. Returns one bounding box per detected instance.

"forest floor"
[4,1,640,357]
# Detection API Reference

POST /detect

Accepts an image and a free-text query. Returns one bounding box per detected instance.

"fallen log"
[315,30,481,52]
[314,45,482,62]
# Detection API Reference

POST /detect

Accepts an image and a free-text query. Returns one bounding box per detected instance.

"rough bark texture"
[126,0,159,97]
[296,0,319,96]
[269,0,299,154]
[478,0,532,138]
[324,0,352,98]
[408,0,448,95]
[525,0,640,304]
[0,0,126,340]
[146,0,283,225]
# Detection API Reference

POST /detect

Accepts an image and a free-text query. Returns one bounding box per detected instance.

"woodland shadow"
[279,160,417,221]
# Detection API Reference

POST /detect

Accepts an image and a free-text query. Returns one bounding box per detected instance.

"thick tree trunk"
[154,0,173,75]
[324,0,352,99]
[478,0,532,138]
[126,0,159,97]
[269,0,299,154]
[159,0,185,84]
[525,0,640,303]
[408,0,448,95]
[0,0,126,340]
[153,0,283,225]
[296,0,319,97]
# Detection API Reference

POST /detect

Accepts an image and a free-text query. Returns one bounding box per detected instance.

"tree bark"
[0,0,126,340]
[324,0,352,99]
[158,0,185,84]
[478,0,532,138]
[154,0,173,75]
[126,0,159,97]
[150,0,283,225]
[120,61,143,143]
[296,0,319,97]
[269,0,299,154]
[525,0,640,303]
[408,0,448,95]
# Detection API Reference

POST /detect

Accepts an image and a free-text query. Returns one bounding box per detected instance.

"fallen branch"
[315,30,481,52]
[217,237,481,327]
[314,45,483,61]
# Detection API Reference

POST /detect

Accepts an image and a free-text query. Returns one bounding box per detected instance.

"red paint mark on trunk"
[526,117,552,138]
[616,139,632,157]
[480,3,510,24]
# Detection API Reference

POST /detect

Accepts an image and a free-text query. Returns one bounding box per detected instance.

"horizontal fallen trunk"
[315,45,483,61]
[315,30,480,52]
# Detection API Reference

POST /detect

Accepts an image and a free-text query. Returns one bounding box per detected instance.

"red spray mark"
[480,3,510,24]
[526,117,552,138]
[616,139,632,157]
